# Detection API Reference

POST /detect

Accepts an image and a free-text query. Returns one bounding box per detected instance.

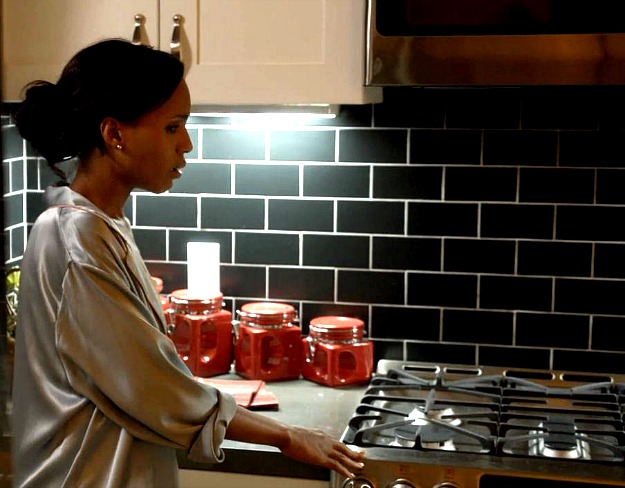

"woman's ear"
[100,117,123,151]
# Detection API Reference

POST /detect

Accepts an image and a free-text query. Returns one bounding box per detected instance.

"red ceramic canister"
[234,302,301,381]
[301,316,373,387]
[169,289,233,377]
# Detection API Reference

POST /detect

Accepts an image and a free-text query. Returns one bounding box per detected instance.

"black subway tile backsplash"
[520,168,595,204]
[269,267,334,301]
[481,204,554,239]
[370,306,440,341]
[268,199,333,232]
[553,350,625,374]
[521,87,600,131]
[339,129,408,163]
[7,85,625,374]
[337,200,404,234]
[235,232,299,265]
[200,197,264,230]
[1,126,22,160]
[222,265,266,298]
[235,163,299,196]
[557,205,625,242]
[372,340,404,362]
[373,166,442,200]
[133,229,167,261]
[9,227,24,263]
[373,87,446,129]
[135,195,197,228]
[372,236,441,271]
[443,309,513,345]
[592,316,625,352]
[408,202,478,237]
[517,241,592,278]
[337,270,404,305]
[26,160,39,190]
[444,238,515,274]
[11,158,23,192]
[559,131,625,167]
[171,162,230,194]
[2,163,9,194]
[408,272,477,308]
[516,312,590,349]
[303,234,369,268]
[25,192,46,224]
[270,130,335,162]
[202,128,265,160]
[479,345,551,370]
[445,167,517,202]
[4,194,22,227]
[555,278,625,315]
[410,129,482,165]
[594,243,625,279]
[596,169,625,204]
[483,130,557,166]
[481,275,553,312]
[303,165,369,198]
[445,88,521,130]
[406,342,476,365]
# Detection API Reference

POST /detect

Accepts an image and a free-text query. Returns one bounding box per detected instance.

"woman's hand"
[277,425,365,479]
[225,405,365,478]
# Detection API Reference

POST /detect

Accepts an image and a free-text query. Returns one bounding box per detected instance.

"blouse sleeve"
[56,260,238,464]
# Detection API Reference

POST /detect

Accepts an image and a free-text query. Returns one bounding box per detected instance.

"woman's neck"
[70,162,130,219]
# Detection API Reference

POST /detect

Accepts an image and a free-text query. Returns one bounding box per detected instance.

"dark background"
[4,85,625,374]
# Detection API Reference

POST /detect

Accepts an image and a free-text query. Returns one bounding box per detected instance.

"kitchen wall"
[4,86,625,374]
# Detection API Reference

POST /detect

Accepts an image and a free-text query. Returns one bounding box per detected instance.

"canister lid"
[238,302,296,327]
[309,315,365,341]
[170,288,223,306]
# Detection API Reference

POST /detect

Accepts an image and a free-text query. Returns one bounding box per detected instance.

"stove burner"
[528,416,591,460]
[391,407,461,450]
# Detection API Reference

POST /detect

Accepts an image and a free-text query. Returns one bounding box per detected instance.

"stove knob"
[433,483,459,488]
[342,478,373,488]
[388,480,415,488]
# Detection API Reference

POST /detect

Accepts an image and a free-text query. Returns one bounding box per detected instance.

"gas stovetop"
[332,360,625,488]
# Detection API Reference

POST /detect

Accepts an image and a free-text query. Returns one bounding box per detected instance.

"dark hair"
[14,38,185,181]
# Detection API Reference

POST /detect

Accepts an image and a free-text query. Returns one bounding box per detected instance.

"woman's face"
[118,80,192,194]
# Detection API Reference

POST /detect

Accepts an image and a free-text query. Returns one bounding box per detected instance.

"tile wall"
[4,86,625,374]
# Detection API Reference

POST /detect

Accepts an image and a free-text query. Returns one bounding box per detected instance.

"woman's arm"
[225,405,365,479]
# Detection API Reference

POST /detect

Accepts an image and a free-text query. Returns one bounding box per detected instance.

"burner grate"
[342,361,625,463]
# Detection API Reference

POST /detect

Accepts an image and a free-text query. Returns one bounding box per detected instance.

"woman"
[11,38,364,487]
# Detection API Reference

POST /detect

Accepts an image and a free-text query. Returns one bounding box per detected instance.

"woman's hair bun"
[15,81,79,164]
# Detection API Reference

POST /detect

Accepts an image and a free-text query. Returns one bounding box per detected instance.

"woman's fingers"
[280,427,365,478]
[329,444,366,478]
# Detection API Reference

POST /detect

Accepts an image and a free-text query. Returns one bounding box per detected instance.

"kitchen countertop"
[176,374,368,480]
[0,374,369,481]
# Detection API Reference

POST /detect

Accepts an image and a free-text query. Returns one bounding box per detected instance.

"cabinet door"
[160,0,379,105]
[2,0,158,100]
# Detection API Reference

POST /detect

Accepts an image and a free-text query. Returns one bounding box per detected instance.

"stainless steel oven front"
[366,0,625,87]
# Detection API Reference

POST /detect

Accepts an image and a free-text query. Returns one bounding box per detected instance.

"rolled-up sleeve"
[57,260,238,464]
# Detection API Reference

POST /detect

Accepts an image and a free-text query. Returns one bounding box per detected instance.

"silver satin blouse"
[11,186,238,487]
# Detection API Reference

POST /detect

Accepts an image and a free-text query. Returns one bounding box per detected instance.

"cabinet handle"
[170,14,183,61]
[132,14,146,46]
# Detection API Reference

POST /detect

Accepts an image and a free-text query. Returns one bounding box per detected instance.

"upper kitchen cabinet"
[162,0,380,105]
[2,0,381,105]
[1,0,158,101]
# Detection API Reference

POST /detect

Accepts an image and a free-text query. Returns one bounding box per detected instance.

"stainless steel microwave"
[366,0,625,86]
